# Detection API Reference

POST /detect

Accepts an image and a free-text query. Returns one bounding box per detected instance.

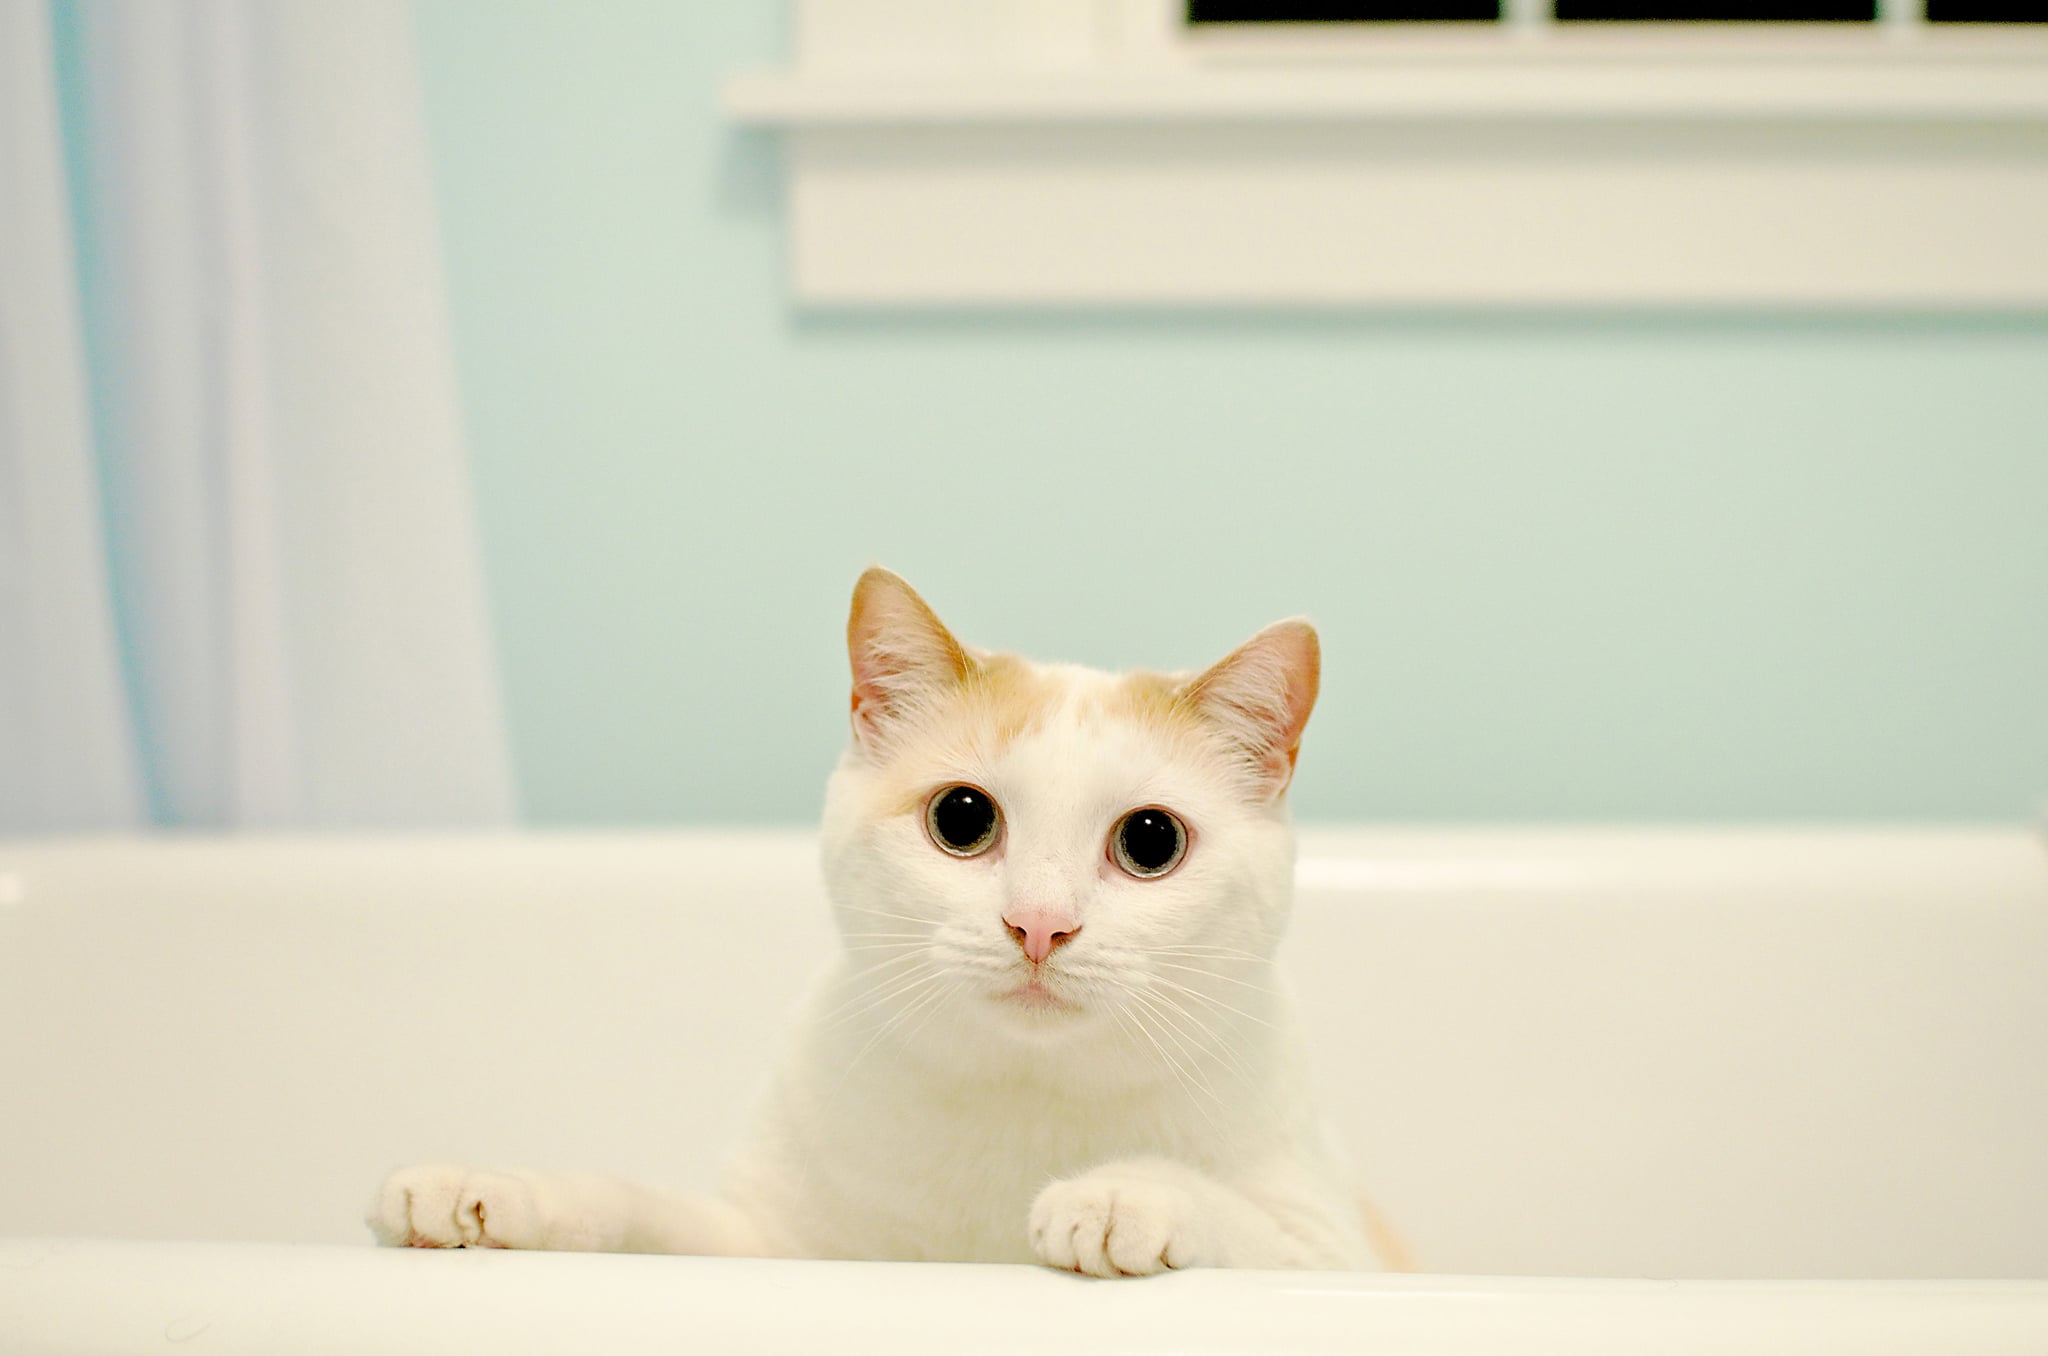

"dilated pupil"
[933,788,994,849]
[1121,812,1180,872]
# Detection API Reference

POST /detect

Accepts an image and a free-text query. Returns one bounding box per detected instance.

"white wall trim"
[725,3,2048,308]
[726,64,2048,125]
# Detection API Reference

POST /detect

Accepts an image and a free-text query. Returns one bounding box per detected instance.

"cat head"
[819,567,1318,1064]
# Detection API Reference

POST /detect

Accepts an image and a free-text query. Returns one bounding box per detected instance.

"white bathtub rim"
[4,1237,2048,1356]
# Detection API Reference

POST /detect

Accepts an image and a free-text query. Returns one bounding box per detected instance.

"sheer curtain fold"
[1,0,514,831]
[0,0,144,833]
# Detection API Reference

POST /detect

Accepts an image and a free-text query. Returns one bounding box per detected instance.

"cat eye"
[926,784,1002,858]
[1110,807,1188,880]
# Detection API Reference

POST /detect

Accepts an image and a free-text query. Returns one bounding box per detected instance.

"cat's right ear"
[846,567,973,754]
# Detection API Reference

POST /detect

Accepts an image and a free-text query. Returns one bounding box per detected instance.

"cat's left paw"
[1028,1168,1212,1278]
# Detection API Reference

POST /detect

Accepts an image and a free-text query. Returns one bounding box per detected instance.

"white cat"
[369,568,1383,1276]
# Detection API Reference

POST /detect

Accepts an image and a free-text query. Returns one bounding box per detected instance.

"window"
[1188,0,2048,18]
[724,0,2048,307]
[1925,0,2048,19]
[1190,1,1502,20]
[1552,0,1874,18]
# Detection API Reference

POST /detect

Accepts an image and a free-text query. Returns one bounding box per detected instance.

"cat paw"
[1028,1169,1210,1278]
[367,1164,547,1249]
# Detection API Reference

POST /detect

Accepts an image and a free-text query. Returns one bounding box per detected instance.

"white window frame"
[724,0,2048,307]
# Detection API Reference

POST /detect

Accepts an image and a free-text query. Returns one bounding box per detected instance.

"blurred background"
[4,1,2045,834]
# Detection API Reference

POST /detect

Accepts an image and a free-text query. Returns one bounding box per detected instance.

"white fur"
[370,575,1375,1276]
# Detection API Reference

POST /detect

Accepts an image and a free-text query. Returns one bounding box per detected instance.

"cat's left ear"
[1180,619,1321,800]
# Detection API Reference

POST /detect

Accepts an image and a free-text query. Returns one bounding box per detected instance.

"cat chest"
[805,1090,1171,1262]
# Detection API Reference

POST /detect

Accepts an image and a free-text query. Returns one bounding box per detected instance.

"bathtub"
[3,827,2045,1352]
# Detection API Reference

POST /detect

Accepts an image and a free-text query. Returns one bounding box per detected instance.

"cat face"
[819,568,1318,1064]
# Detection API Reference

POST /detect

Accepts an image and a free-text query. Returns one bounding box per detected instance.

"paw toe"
[457,1171,543,1249]
[369,1165,468,1248]
[1066,1199,1115,1278]
[1104,1216,1173,1276]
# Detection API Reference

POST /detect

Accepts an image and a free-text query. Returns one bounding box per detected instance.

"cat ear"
[846,567,974,753]
[1179,619,1321,800]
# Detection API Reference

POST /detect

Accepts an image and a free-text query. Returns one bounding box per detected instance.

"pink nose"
[1002,907,1080,964]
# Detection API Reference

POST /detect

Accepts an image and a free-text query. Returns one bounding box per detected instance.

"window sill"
[726,57,2048,127]
[722,46,2048,308]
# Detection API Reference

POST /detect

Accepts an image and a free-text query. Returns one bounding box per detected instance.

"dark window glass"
[1557,0,1872,15]
[1189,0,1501,20]
[1926,0,2048,20]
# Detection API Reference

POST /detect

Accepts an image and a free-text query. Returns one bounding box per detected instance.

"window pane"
[1926,0,2048,20]
[1555,0,1872,15]
[1189,0,1502,21]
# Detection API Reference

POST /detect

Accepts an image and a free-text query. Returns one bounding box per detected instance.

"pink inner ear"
[849,651,934,747]
[845,568,972,752]
[849,684,881,743]
[1183,620,1320,798]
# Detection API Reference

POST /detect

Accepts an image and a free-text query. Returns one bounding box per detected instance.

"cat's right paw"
[367,1164,548,1249]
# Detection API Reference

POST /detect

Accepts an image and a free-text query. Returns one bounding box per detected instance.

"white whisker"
[839,973,956,1081]
[832,948,931,984]
[1115,994,1229,1142]
[1139,983,1262,1085]
[818,959,940,1029]
[893,978,963,1055]
[1121,986,1233,1124]
[1148,958,1276,994]
[1144,972,1277,1030]
[1135,981,1293,1134]
[837,904,941,928]
[1139,942,1267,961]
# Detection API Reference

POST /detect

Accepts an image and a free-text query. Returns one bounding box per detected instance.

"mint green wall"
[413,2,2048,825]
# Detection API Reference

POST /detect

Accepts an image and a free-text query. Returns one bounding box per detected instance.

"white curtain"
[0,0,143,832]
[0,0,514,831]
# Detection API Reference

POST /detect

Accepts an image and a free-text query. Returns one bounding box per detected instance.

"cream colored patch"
[1100,669,1200,730]
[1359,1194,1417,1273]
[862,653,1249,822]
[866,651,1061,819]
[965,652,1062,747]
